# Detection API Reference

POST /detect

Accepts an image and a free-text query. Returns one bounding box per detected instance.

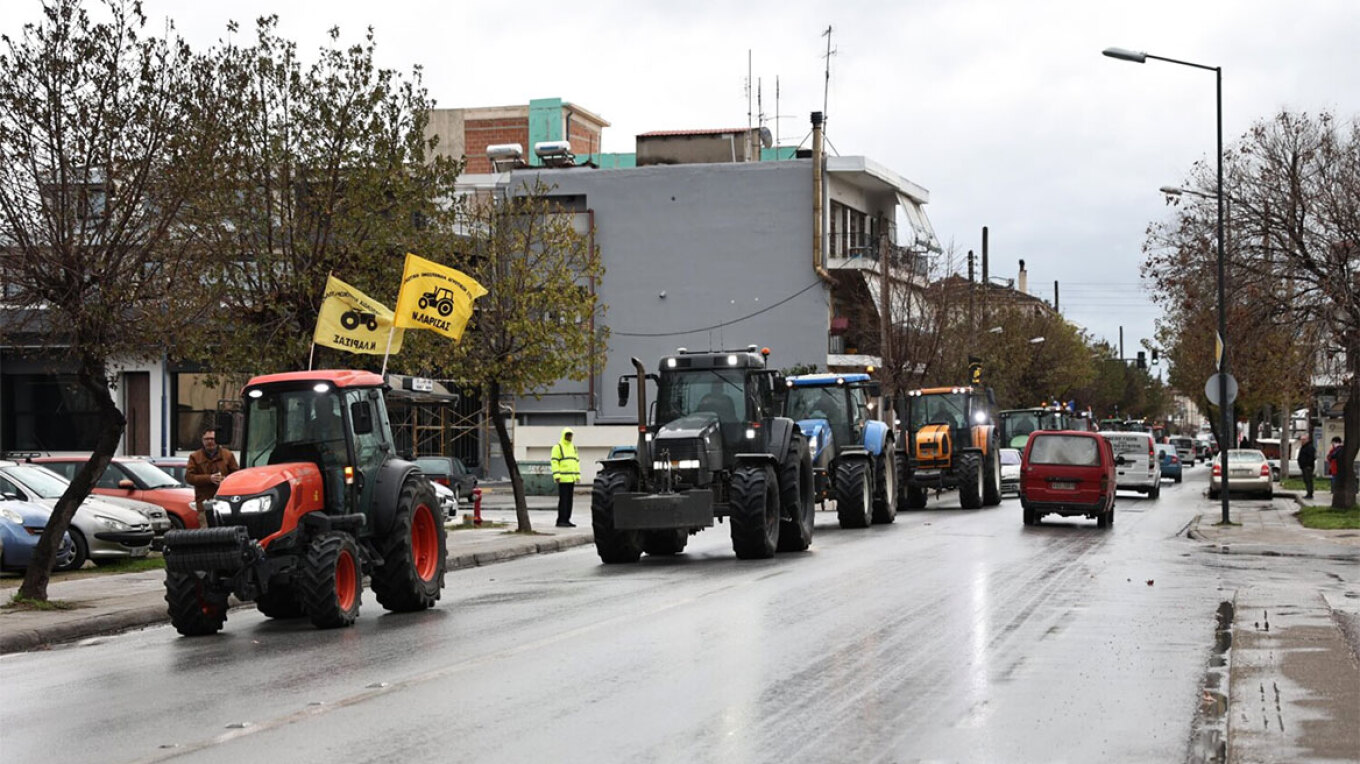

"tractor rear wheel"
[872,446,899,524]
[372,479,445,612]
[255,584,304,619]
[300,532,362,629]
[641,529,688,556]
[835,459,872,528]
[777,438,815,552]
[730,464,779,559]
[958,452,984,509]
[592,468,643,563]
[982,446,1003,507]
[165,571,229,636]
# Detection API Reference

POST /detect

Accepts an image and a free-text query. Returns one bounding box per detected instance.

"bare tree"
[0,0,220,600]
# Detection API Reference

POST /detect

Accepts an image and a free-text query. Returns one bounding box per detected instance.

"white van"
[1099,431,1161,498]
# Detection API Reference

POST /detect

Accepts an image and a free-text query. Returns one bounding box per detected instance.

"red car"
[30,455,200,529]
[1019,431,1117,528]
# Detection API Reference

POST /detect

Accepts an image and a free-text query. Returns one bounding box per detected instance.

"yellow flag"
[313,275,404,355]
[393,253,487,341]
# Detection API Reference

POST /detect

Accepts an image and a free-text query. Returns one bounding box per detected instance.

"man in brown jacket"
[185,427,240,527]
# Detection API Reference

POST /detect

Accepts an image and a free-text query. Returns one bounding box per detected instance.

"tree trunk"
[17,359,125,601]
[1337,359,1360,509]
[488,379,532,532]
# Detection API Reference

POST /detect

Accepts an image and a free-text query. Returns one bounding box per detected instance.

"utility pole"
[879,232,891,392]
[967,249,976,345]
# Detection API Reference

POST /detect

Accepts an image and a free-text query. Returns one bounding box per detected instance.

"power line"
[613,279,825,338]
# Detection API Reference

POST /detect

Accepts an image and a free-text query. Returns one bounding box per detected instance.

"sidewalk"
[0,492,592,654]
[1187,490,1360,762]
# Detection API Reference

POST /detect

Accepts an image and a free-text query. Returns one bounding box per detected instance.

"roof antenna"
[821,25,836,126]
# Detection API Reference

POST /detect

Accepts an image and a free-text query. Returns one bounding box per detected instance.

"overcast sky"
[8,0,1359,382]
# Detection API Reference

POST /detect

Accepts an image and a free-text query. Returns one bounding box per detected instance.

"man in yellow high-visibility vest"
[551,427,580,527]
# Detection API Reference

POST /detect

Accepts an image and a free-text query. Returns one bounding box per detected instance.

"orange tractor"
[161,370,447,634]
[898,385,1003,509]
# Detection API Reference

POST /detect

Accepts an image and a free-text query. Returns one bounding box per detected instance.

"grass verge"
[1298,504,1360,530]
[3,595,81,612]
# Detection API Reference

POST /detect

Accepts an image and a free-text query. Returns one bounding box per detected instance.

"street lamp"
[1105,46,1231,524]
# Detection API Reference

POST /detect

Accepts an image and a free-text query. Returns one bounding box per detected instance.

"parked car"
[0,496,76,572]
[999,448,1022,495]
[1168,436,1197,466]
[1210,449,1273,499]
[1155,444,1183,483]
[141,456,188,486]
[30,456,199,529]
[0,462,157,569]
[414,456,478,501]
[1099,430,1161,499]
[431,479,458,518]
[1019,430,1117,528]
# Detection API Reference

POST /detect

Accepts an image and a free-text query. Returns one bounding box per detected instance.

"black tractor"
[592,346,815,562]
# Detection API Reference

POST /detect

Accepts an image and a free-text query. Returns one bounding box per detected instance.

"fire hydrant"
[472,487,483,526]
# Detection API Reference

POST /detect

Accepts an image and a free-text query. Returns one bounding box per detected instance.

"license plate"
[1052,481,1077,490]
[1231,470,1254,477]
[129,545,150,558]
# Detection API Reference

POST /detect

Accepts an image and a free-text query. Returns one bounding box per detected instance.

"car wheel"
[57,528,89,572]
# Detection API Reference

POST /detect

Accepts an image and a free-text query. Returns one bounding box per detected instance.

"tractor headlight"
[745,428,757,440]
[240,495,274,514]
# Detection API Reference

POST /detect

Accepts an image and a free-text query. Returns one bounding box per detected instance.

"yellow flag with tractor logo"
[313,274,404,355]
[393,252,487,341]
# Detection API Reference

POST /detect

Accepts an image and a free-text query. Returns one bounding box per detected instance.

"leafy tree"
[184,17,462,375]
[405,180,606,532]
[0,0,220,600]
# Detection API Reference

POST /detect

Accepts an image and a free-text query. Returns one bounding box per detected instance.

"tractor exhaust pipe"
[631,357,652,479]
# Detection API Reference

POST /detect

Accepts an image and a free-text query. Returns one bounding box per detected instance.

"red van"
[1019,430,1117,528]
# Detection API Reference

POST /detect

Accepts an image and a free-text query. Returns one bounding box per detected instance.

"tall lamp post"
[1104,46,1231,524]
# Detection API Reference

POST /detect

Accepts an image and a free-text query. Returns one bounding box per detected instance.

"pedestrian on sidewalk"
[185,427,239,528]
[551,427,580,527]
[1297,433,1316,499]
[1326,436,1343,492]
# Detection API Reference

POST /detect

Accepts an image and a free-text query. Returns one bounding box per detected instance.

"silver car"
[0,462,154,570]
[1209,449,1273,499]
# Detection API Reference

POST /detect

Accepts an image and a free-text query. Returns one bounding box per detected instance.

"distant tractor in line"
[898,385,1003,510]
[592,346,815,563]
[784,373,898,528]
[161,370,447,635]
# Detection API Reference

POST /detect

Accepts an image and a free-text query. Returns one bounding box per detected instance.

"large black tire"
[982,446,1003,507]
[730,464,779,559]
[777,438,815,552]
[255,584,304,619]
[872,445,899,524]
[371,479,445,612]
[299,532,362,629]
[165,571,229,636]
[834,458,873,528]
[958,451,983,509]
[56,528,88,572]
[592,468,643,563]
[1022,503,1035,526]
[641,529,688,556]
[905,484,928,509]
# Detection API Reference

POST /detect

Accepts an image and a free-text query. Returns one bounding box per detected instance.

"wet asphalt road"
[0,467,1319,763]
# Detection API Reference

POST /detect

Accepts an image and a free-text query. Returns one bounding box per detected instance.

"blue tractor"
[784,373,898,528]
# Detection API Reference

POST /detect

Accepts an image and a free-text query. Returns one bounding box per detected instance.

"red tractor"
[162,370,446,634]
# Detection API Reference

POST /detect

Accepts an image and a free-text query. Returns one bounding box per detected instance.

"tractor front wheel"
[730,464,779,559]
[982,446,1003,507]
[777,438,815,552]
[958,452,984,509]
[372,479,445,612]
[592,469,643,563]
[904,484,928,510]
[872,446,899,524]
[300,532,362,629]
[835,459,872,528]
[165,571,229,636]
[641,529,688,556]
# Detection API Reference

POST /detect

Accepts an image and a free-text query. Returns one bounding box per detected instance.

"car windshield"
[1228,450,1267,463]
[911,393,968,431]
[118,460,182,489]
[243,389,346,468]
[1000,449,1022,466]
[0,465,70,498]
[787,387,850,427]
[416,457,453,475]
[1029,435,1100,466]
[656,369,747,424]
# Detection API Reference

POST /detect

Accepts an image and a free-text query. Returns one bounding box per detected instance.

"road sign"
[1205,373,1238,406]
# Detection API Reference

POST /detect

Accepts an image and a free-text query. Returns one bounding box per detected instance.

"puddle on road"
[1189,600,1234,763]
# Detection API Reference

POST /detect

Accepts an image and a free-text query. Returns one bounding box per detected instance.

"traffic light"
[1151,348,1160,365]
[1136,351,1147,369]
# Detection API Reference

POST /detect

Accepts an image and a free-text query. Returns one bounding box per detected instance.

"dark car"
[415,456,478,501]
[1019,430,1117,528]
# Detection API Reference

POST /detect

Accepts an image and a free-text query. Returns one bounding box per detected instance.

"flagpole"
[311,270,333,372]
[380,323,397,377]
[308,342,316,371]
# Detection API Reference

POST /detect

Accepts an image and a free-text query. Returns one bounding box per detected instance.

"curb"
[0,533,594,655]
[1184,512,1360,562]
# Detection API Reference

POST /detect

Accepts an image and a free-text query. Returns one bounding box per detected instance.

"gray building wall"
[509,160,830,425]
